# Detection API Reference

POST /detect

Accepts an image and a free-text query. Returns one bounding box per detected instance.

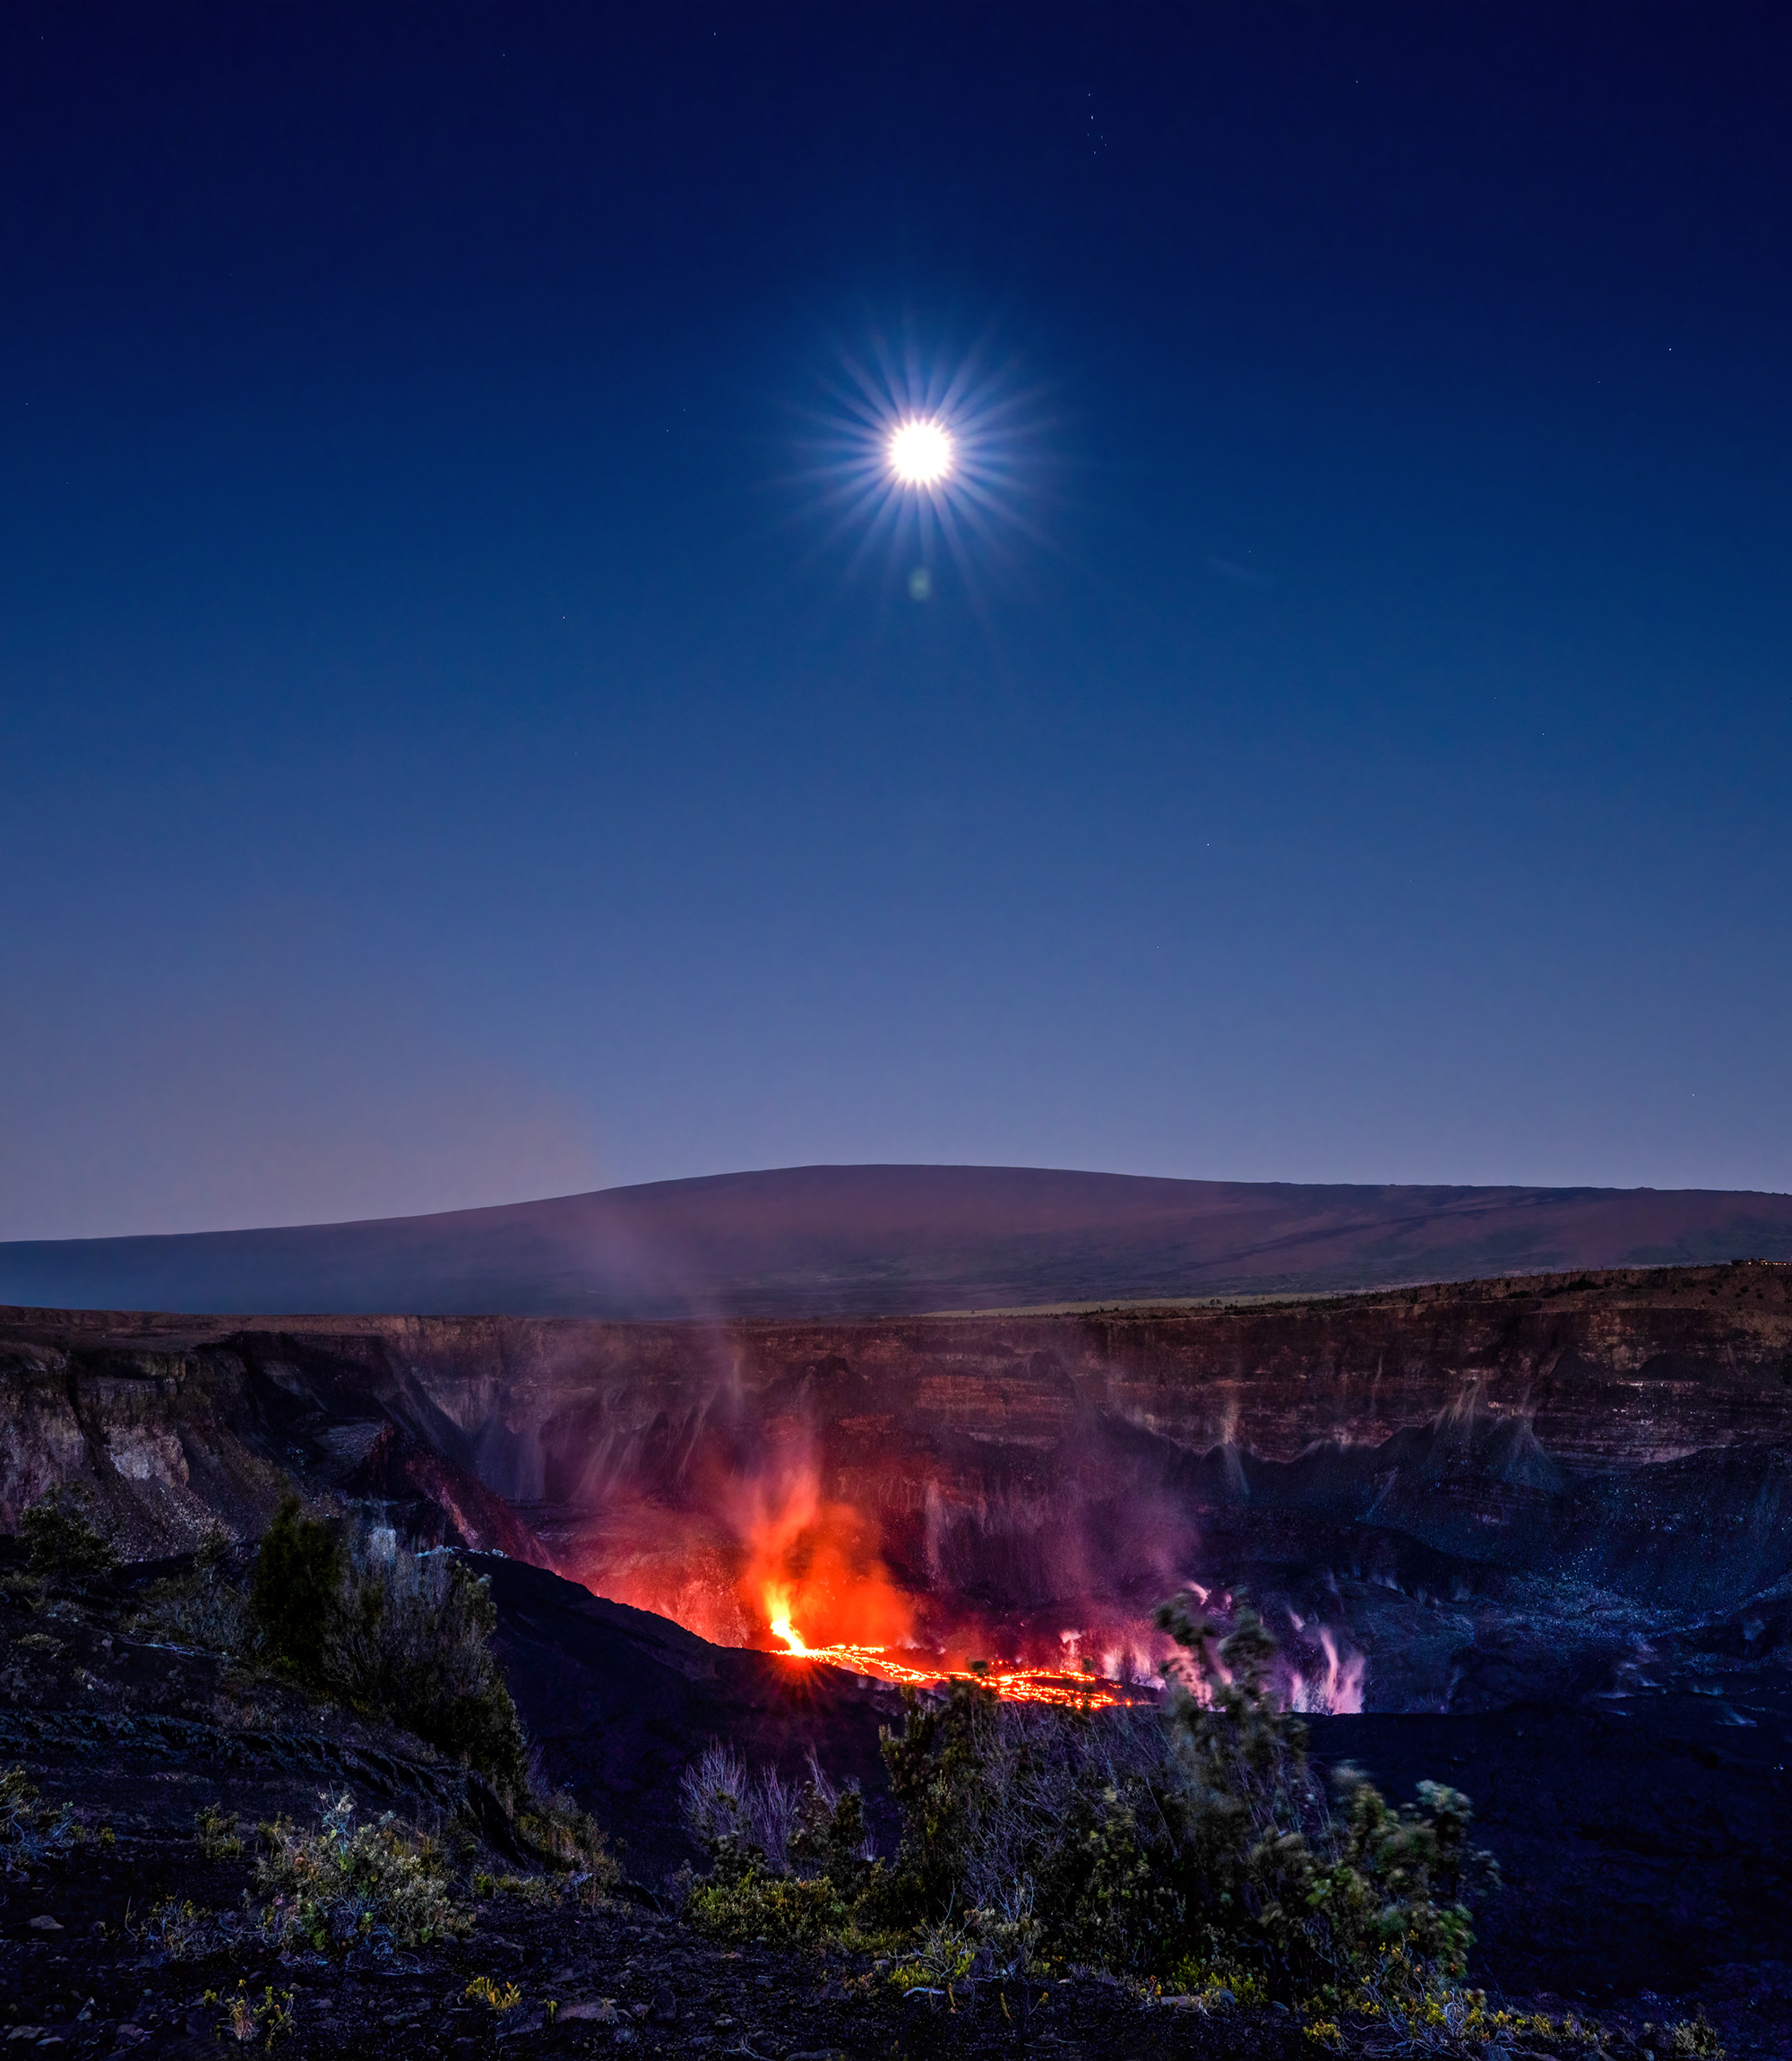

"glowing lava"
[761,1601,1155,1710]
[734,1465,1162,1707]
[737,1470,915,1652]
[764,1590,812,1655]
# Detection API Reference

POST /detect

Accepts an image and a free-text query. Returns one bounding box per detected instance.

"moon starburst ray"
[775,319,1060,608]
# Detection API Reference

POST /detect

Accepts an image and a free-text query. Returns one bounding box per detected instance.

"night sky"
[3,2,1789,1241]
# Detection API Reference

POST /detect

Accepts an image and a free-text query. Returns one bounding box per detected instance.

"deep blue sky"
[3,1,1789,1239]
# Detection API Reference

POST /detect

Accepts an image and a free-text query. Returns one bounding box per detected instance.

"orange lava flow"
[763,1618,1155,1709]
[740,1469,1158,1708]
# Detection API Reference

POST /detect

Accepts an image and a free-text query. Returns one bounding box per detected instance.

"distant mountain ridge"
[4,1165,1791,1317]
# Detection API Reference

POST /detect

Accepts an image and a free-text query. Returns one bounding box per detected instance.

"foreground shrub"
[250,1497,343,1686]
[319,1531,529,1791]
[248,1501,528,1790]
[22,1492,117,1581]
[255,1791,469,1954]
[680,1592,1496,2005]
[684,1839,860,1947]
[137,1528,254,1655]
[681,1745,884,1946]
[877,1671,1175,1975]
[1154,1594,1494,1996]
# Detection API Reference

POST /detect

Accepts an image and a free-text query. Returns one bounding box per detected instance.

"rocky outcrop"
[0,1312,540,1560]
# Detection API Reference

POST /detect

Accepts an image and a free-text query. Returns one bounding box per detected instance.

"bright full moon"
[888,418,953,486]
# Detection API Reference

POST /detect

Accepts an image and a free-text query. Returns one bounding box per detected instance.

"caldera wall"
[3,1262,1788,1711]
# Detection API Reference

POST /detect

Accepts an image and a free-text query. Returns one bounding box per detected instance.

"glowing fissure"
[759,1593,1159,1709]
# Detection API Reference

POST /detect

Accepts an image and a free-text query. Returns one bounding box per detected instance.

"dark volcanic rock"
[1312,1679,1792,2021]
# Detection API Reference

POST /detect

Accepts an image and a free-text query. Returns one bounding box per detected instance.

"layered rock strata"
[2,1262,1788,1710]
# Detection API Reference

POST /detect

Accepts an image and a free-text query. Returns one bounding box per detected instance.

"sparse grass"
[195,1803,245,1859]
[203,1980,295,2048]
[1,1763,84,1873]
[1164,1958,1268,2005]
[465,1975,522,2013]
[515,1787,621,1905]
[138,1530,254,1655]
[140,1895,211,1961]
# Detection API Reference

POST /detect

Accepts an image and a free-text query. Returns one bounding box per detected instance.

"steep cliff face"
[0,1312,541,1560]
[477,1263,1792,1705]
[3,1261,1788,1712]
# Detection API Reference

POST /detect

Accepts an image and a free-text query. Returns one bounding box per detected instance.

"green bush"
[680,1592,1496,2005]
[320,1534,529,1791]
[21,1492,116,1580]
[875,1673,1176,1973]
[684,1839,858,1946]
[1152,1594,1494,1996]
[247,1502,528,1790]
[250,1496,343,1685]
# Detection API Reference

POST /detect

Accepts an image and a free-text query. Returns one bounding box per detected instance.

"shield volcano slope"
[4,1164,1792,1315]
